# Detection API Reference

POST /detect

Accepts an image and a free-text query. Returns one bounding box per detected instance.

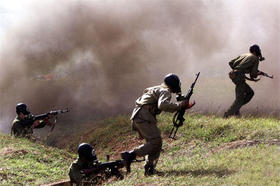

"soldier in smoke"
[121,74,194,176]
[11,103,52,138]
[224,44,271,118]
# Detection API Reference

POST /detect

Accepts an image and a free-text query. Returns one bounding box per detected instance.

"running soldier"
[121,73,194,176]
[224,44,271,118]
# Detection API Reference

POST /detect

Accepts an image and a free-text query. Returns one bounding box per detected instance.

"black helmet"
[16,103,30,115]
[249,44,263,59]
[164,73,181,93]
[78,143,97,161]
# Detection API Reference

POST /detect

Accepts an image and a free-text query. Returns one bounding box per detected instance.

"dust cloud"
[0,0,279,133]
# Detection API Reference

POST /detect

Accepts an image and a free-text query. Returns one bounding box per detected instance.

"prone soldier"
[69,143,125,185]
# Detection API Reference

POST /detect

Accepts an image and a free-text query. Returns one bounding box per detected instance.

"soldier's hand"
[32,120,40,128]
[186,101,195,109]
[81,168,96,175]
[258,71,264,76]
[44,118,53,126]
[180,100,195,110]
[47,113,55,119]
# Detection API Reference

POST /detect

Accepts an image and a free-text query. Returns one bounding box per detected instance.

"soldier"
[121,73,194,176]
[70,143,125,185]
[224,44,266,118]
[69,143,98,185]
[11,103,52,138]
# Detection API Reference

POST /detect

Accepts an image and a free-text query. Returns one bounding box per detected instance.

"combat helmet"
[249,44,264,60]
[78,143,97,161]
[16,103,30,115]
[164,73,181,93]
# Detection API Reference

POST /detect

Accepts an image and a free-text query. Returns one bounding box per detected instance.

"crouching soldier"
[11,103,52,138]
[121,73,194,176]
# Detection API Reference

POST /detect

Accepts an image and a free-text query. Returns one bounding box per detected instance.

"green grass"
[0,135,75,185]
[159,114,280,144]
[82,113,280,185]
[112,145,280,186]
[1,113,280,185]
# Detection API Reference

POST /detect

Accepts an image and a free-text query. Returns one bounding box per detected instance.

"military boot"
[121,151,136,173]
[234,111,241,117]
[223,112,229,118]
[144,164,155,176]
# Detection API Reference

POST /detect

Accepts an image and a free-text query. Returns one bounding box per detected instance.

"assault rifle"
[245,71,273,82]
[22,108,70,129]
[169,72,200,139]
[259,71,273,79]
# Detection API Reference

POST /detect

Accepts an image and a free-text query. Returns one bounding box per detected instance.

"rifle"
[23,108,70,129]
[169,72,200,139]
[259,71,273,79]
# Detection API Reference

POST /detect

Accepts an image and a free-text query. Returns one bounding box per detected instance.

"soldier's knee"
[150,137,162,150]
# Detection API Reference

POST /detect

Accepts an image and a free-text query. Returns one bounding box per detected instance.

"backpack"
[228,55,244,70]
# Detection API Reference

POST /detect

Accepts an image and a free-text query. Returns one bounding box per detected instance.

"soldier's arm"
[69,162,84,184]
[33,120,47,129]
[250,58,259,79]
[158,91,181,112]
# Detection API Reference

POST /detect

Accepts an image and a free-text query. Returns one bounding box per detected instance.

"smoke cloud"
[0,0,279,133]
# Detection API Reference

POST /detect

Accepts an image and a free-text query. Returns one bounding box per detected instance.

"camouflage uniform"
[11,116,47,138]
[224,53,259,117]
[69,158,101,185]
[69,158,85,185]
[131,84,182,168]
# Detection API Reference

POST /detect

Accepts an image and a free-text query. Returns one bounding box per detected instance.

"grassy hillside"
[1,113,280,185]
[78,113,280,185]
[0,134,75,185]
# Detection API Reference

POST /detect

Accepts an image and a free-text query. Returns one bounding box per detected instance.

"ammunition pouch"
[229,71,246,84]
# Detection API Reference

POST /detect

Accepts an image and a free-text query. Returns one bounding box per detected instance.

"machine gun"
[80,157,126,184]
[169,72,200,139]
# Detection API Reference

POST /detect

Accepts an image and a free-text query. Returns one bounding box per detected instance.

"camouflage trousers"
[224,72,254,117]
[132,120,162,168]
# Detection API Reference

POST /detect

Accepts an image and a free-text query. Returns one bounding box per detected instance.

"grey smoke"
[0,0,279,133]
